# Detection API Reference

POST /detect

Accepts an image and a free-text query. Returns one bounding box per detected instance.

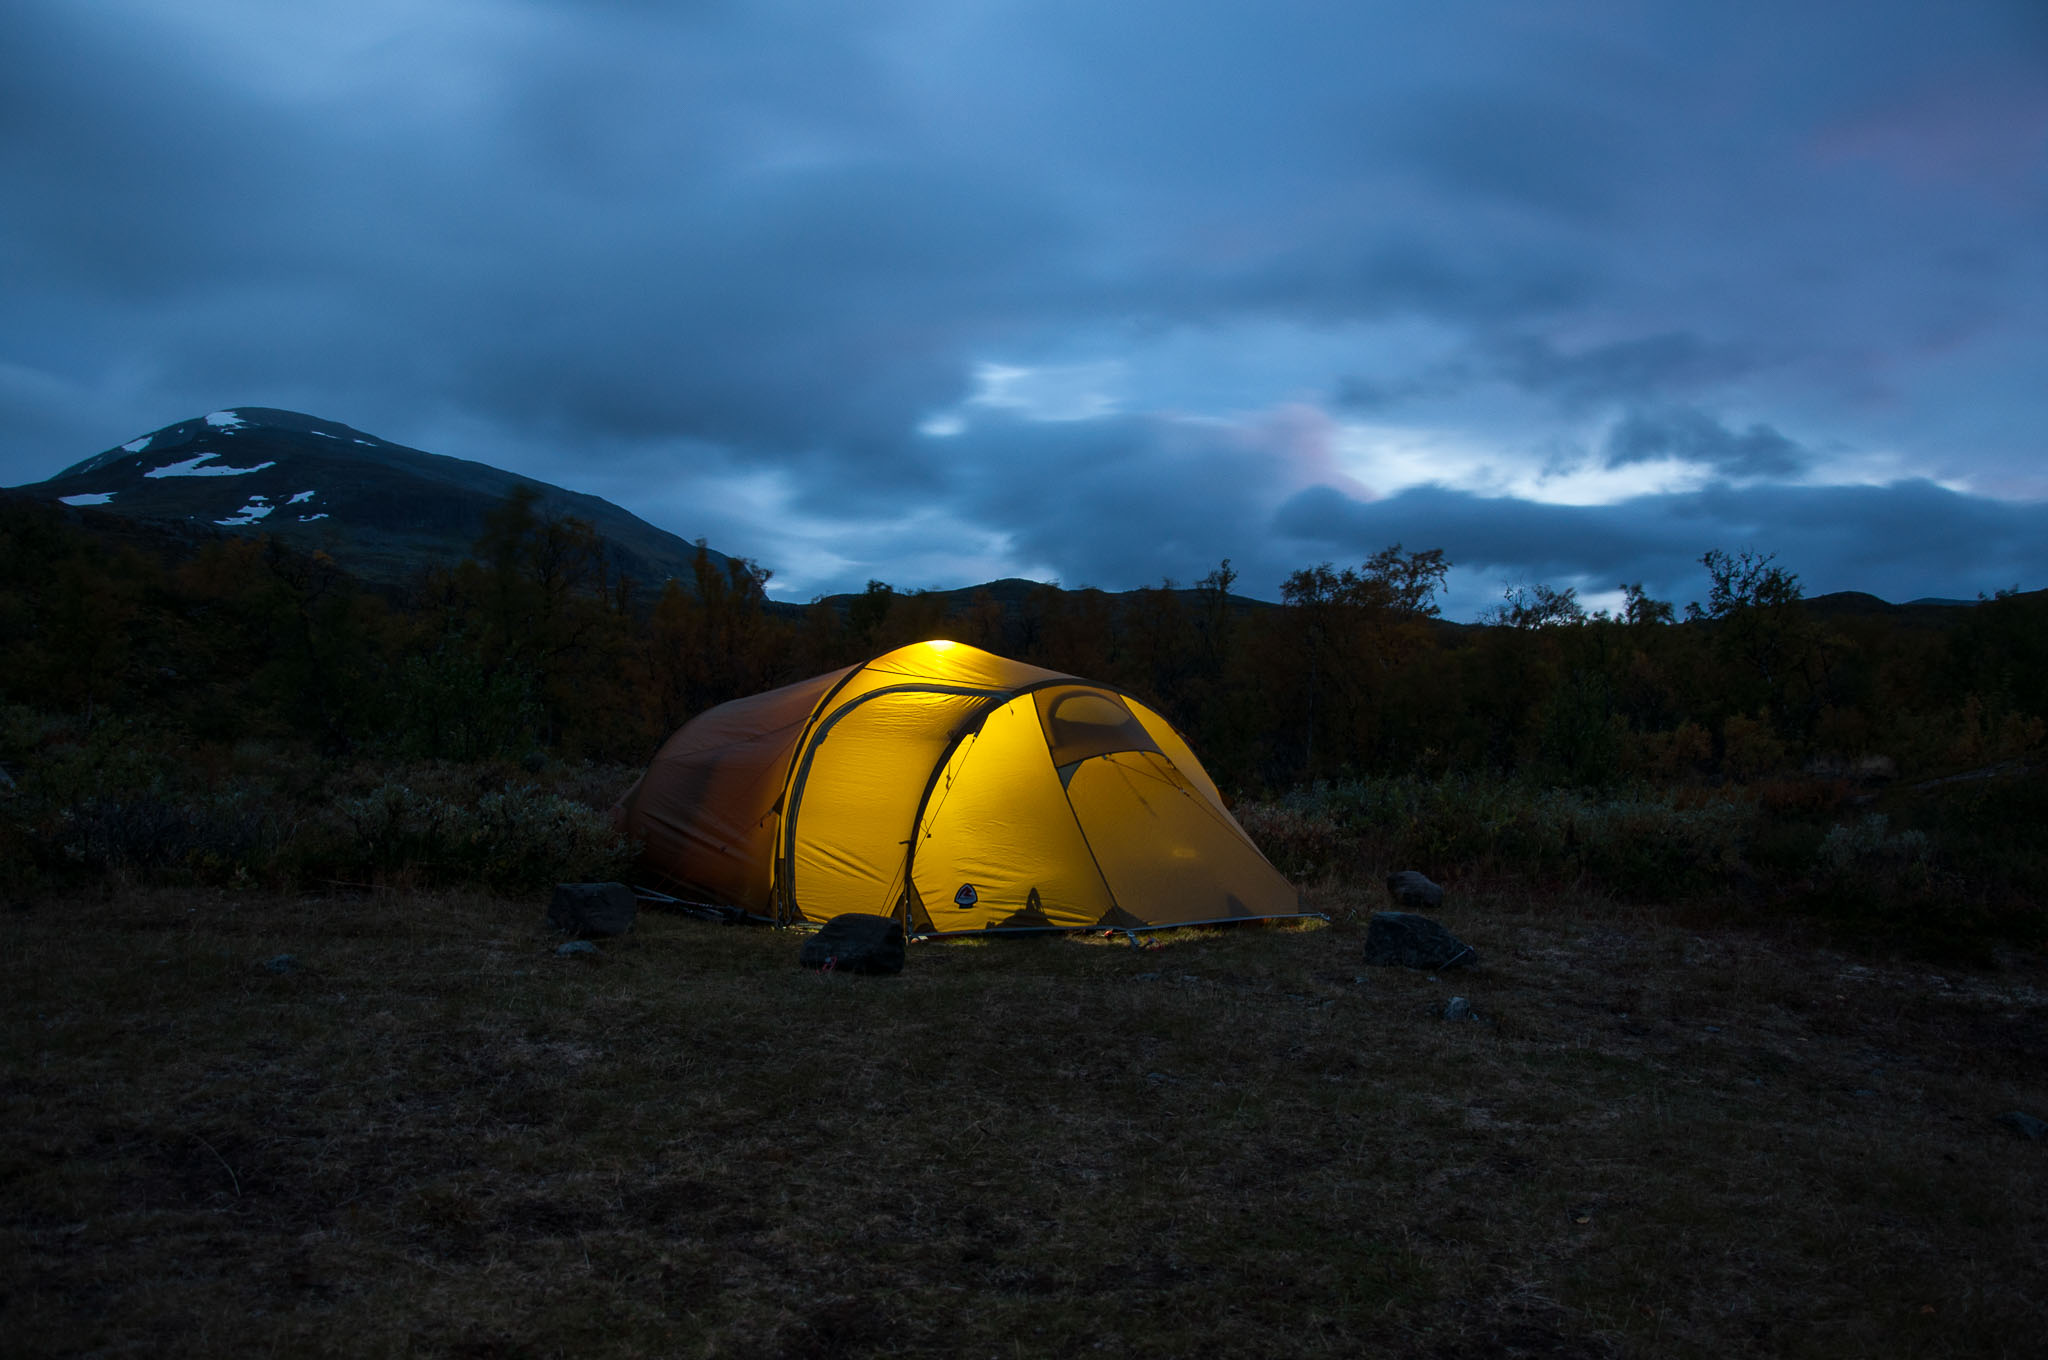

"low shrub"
[293,777,635,892]
[47,792,291,881]
[1815,813,1931,881]
[1243,775,1749,900]
[1236,769,2041,957]
[5,743,640,896]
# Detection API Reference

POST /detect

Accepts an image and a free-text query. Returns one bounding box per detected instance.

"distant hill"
[10,407,736,591]
[807,575,1279,621]
[1803,590,1978,627]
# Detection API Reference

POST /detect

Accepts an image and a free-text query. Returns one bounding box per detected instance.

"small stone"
[555,940,600,958]
[1364,911,1477,970]
[262,954,298,974]
[1442,996,1473,1021]
[1385,870,1444,909]
[1996,1110,2047,1140]
[798,913,905,976]
[547,883,637,938]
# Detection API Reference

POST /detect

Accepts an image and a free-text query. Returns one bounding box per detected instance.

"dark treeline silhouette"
[5,490,2043,797]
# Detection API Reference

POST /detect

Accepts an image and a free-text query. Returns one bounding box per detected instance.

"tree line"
[2,490,2042,792]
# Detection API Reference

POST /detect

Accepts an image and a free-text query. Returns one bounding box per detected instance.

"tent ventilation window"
[1034,686,1162,768]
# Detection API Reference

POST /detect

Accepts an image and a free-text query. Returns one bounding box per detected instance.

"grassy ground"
[3,880,2045,1358]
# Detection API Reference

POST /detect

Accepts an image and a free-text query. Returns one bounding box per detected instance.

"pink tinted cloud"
[1814,80,2048,188]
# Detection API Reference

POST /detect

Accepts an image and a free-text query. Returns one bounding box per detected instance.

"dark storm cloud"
[1276,485,1678,583]
[1388,90,1635,222]
[1603,408,1809,478]
[1274,478,2048,605]
[1338,332,1760,414]
[1492,334,1761,408]
[939,412,1312,590]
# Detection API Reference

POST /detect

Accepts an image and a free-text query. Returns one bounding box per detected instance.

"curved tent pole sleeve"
[896,700,1007,935]
[896,676,1101,931]
[1054,760,1127,927]
[775,680,1018,927]
[770,663,870,926]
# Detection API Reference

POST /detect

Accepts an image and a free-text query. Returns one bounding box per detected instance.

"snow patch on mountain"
[146,453,277,478]
[216,496,275,527]
[297,513,329,522]
[60,492,116,506]
[205,410,249,430]
[287,490,317,504]
[122,435,152,453]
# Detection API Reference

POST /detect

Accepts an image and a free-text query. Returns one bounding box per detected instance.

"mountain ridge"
[16,407,738,592]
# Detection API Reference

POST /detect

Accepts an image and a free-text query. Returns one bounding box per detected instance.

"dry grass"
[4,879,2045,1358]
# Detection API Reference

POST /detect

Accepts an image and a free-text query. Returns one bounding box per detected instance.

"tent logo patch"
[954,883,978,908]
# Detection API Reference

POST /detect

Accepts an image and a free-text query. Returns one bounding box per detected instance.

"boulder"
[1441,996,1474,1021]
[799,913,906,976]
[1996,1110,2046,1141]
[1385,870,1444,909]
[547,882,637,938]
[1364,911,1477,970]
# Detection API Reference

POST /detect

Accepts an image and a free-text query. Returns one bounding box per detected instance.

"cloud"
[1273,477,2048,607]
[921,408,1329,592]
[1603,408,1809,478]
[2,0,2045,613]
[1491,333,1760,408]
[1387,89,1635,222]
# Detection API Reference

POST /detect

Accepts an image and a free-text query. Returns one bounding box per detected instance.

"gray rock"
[1385,870,1444,909]
[1996,1110,2047,1140]
[555,940,600,958]
[1442,996,1474,1021]
[547,882,636,938]
[262,953,298,974]
[799,913,906,976]
[1364,911,1477,970]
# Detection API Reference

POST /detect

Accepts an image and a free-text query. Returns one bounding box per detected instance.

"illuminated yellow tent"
[616,640,1303,935]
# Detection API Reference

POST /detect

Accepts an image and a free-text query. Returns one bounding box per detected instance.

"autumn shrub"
[1231,799,1344,877]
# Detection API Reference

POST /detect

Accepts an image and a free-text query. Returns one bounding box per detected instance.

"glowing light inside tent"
[925,639,957,651]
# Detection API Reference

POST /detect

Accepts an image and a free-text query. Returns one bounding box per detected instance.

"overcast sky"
[4,1,2045,616]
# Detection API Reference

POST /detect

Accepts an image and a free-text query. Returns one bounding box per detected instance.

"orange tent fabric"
[616,640,1303,934]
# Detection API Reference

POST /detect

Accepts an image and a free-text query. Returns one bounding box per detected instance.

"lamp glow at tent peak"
[615,640,1305,935]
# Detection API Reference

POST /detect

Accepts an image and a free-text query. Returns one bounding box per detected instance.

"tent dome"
[616,640,1302,935]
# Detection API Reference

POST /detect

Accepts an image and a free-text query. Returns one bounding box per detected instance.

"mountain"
[11,407,736,591]
[1803,590,1977,627]
[808,575,1279,620]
